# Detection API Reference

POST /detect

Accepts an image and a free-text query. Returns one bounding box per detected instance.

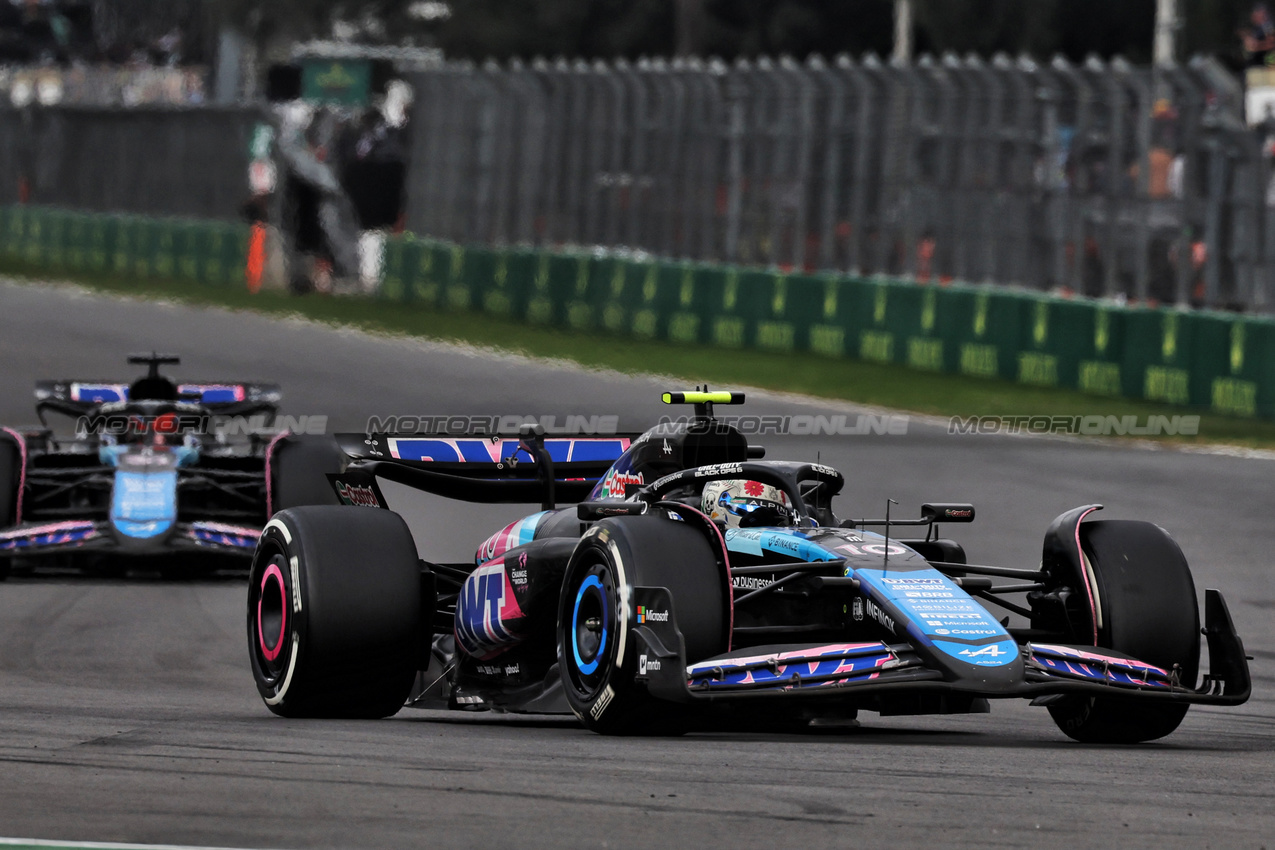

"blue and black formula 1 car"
[0,354,340,576]
[247,392,1250,742]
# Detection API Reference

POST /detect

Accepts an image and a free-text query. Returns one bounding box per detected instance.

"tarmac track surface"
[0,280,1272,849]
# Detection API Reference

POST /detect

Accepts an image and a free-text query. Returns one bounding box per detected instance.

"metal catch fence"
[404,54,1272,313]
[0,105,259,221]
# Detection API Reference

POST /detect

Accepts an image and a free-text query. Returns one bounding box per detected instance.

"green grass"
[7,261,1275,450]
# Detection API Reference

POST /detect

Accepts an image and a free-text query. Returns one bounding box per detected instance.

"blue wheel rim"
[571,574,608,675]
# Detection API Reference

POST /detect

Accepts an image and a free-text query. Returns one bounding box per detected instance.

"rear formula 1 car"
[0,353,341,576]
[246,391,1251,742]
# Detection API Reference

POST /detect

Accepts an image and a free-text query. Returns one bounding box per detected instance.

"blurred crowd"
[0,0,208,106]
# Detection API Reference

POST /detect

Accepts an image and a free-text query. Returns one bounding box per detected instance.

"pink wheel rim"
[257,562,288,662]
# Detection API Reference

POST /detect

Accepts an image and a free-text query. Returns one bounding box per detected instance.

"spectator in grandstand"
[1242,3,1275,67]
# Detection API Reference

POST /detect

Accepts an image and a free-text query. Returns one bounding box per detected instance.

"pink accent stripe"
[0,519,96,540]
[499,520,517,554]
[689,642,888,674]
[192,521,262,537]
[1073,506,1100,645]
[263,431,290,518]
[1,427,27,525]
[1032,643,1171,678]
[667,502,734,651]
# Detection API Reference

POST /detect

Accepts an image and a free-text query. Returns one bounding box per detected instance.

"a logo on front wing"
[959,644,1008,659]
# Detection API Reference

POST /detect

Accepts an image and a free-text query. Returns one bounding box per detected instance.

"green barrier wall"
[3,205,1273,421]
[0,206,250,291]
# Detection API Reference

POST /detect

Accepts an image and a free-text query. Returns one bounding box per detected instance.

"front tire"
[558,514,728,735]
[1046,520,1200,743]
[0,433,21,582]
[0,432,20,527]
[248,506,423,718]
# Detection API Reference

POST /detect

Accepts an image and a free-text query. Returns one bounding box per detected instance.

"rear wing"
[335,431,639,508]
[34,380,282,422]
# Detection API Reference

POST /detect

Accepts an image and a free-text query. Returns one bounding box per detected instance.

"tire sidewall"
[248,515,308,711]
[558,529,638,728]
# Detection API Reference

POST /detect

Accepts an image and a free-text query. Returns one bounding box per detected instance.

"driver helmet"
[149,412,183,446]
[701,479,796,528]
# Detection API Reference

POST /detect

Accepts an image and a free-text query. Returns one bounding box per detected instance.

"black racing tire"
[1047,520,1200,744]
[269,434,345,516]
[0,434,18,530]
[0,435,20,582]
[248,506,423,718]
[557,514,728,735]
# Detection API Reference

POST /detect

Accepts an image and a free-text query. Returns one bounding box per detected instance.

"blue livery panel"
[111,470,177,539]
[389,436,631,465]
[69,382,250,404]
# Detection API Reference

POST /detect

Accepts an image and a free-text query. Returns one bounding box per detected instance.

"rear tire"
[269,435,344,515]
[558,514,728,735]
[248,506,423,718]
[1047,520,1200,744]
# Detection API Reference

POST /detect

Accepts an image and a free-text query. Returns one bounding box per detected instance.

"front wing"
[634,588,1250,708]
[0,519,260,558]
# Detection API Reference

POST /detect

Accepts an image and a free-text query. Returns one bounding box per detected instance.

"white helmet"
[701,479,795,528]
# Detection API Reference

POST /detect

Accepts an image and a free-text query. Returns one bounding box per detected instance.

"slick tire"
[0,434,17,582]
[269,434,345,515]
[0,433,18,530]
[1048,520,1200,744]
[248,506,423,718]
[558,514,728,735]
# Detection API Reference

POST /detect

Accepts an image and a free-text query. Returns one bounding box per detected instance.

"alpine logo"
[334,481,381,508]
[959,644,1007,659]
